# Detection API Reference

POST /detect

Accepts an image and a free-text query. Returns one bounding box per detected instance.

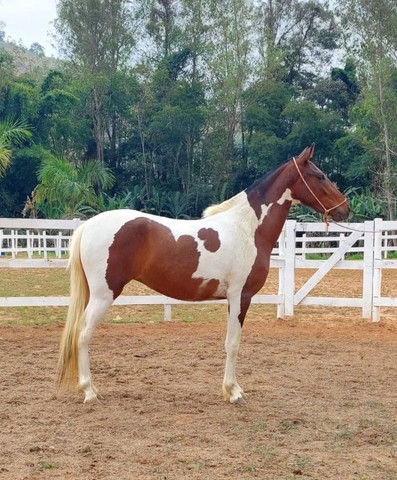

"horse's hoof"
[230,395,247,407]
[83,391,99,404]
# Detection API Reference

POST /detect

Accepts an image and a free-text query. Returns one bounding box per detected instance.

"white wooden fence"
[1,217,396,322]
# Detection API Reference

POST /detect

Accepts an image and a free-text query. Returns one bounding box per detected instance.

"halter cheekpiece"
[293,156,347,226]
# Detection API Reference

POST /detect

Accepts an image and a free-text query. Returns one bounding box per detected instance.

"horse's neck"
[247,166,294,246]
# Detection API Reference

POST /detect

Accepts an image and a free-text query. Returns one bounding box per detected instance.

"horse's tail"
[57,223,89,389]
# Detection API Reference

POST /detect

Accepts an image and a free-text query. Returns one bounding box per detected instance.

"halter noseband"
[293,157,347,226]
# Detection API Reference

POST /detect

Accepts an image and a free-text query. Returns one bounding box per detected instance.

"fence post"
[57,232,62,258]
[11,229,16,259]
[301,233,306,260]
[362,220,375,319]
[372,218,383,322]
[27,230,32,259]
[277,228,285,319]
[164,304,172,321]
[283,220,296,316]
[43,231,47,259]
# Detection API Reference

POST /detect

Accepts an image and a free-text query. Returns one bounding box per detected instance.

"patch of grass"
[293,454,309,468]
[165,304,228,324]
[248,419,268,432]
[346,252,364,260]
[257,446,276,461]
[304,253,329,260]
[107,305,166,324]
[238,463,259,473]
[38,460,57,470]
[336,426,355,440]
[366,400,386,411]
[279,419,301,432]
[0,306,67,326]
[0,268,69,297]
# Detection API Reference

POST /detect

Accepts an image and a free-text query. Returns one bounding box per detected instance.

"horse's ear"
[308,143,315,159]
[297,143,315,164]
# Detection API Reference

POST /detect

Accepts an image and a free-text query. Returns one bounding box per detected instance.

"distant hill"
[0,39,63,78]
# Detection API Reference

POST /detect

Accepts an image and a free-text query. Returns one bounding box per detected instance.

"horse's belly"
[138,272,227,302]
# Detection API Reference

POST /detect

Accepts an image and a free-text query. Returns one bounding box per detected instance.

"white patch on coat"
[278,188,294,204]
[192,193,258,296]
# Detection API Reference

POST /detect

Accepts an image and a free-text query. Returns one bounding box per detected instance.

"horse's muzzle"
[330,202,350,222]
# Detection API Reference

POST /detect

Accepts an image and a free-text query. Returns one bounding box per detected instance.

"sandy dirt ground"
[1,269,397,479]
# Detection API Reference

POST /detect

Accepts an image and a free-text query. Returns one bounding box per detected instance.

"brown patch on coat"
[238,202,290,326]
[105,218,221,302]
[198,228,221,252]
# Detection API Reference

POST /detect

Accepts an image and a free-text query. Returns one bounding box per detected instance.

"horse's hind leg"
[78,295,113,403]
[223,294,250,405]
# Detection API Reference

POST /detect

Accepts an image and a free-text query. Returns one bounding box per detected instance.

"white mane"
[202,192,246,217]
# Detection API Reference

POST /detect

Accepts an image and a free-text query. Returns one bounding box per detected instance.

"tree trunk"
[92,87,105,166]
[378,70,395,220]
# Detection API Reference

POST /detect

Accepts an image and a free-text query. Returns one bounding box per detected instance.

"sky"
[0,0,58,57]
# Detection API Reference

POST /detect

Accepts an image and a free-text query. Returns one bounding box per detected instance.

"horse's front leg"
[223,294,250,405]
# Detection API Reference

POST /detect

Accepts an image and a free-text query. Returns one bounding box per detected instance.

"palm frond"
[0,118,32,146]
[0,138,11,176]
[79,160,115,190]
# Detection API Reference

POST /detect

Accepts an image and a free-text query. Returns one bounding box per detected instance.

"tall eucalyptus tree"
[55,0,138,166]
[339,0,397,219]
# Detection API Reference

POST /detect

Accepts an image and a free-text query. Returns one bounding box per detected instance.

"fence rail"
[0,218,83,259]
[1,217,396,321]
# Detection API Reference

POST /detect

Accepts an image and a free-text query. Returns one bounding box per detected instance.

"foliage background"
[0,0,394,221]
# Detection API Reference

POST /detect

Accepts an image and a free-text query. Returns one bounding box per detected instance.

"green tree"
[340,0,397,219]
[0,118,32,176]
[244,80,293,173]
[147,0,182,58]
[55,0,138,165]
[0,50,15,97]
[256,0,340,86]
[127,52,206,214]
[204,0,254,195]
[29,43,45,56]
[33,155,115,218]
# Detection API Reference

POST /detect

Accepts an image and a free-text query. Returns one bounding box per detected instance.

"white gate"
[278,220,397,321]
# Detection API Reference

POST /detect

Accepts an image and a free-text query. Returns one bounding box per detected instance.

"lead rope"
[293,157,347,229]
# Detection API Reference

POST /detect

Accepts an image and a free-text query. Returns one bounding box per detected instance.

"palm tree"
[0,118,32,176]
[33,156,115,218]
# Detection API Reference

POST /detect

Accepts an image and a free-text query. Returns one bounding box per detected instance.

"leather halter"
[293,157,347,225]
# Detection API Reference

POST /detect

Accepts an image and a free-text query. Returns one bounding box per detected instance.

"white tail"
[57,224,89,389]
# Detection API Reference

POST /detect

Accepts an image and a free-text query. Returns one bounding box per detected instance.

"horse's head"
[290,144,350,222]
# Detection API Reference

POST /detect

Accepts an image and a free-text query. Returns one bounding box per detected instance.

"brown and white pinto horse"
[58,144,349,404]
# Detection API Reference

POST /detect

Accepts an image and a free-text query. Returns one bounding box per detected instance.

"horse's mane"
[202,192,246,217]
[203,161,290,218]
